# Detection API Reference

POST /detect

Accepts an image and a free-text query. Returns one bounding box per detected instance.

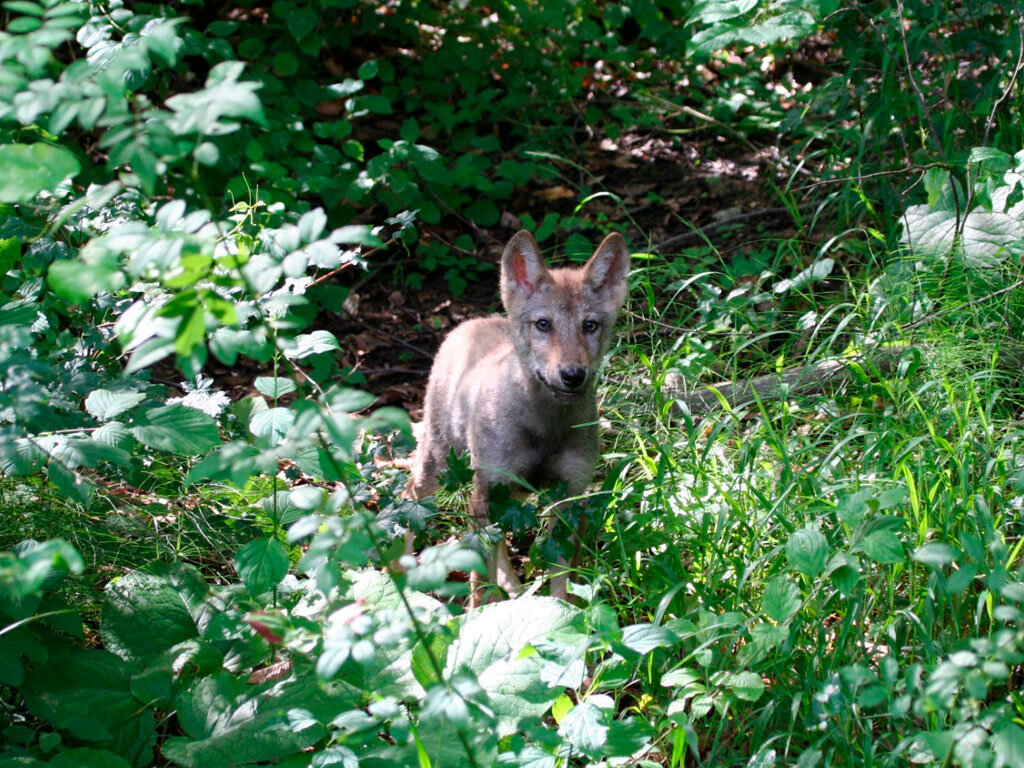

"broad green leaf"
[773,258,834,294]
[130,405,220,454]
[761,575,800,622]
[131,639,223,710]
[254,376,297,399]
[250,406,295,444]
[619,623,678,655]
[0,143,80,202]
[994,723,1024,768]
[861,530,904,564]
[287,5,318,39]
[786,527,828,576]
[85,389,146,421]
[288,330,340,359]
[558,700,608,756]
[20,647,156,765]
[161,669,360,768]
[101,568,202,664]
[725,670,766,701]
[913,542,958,568]
[902,173,1024,266]
[234,537,289,595]
[187,442,268,487]
[444,596,587,736]
[48,251,126,303]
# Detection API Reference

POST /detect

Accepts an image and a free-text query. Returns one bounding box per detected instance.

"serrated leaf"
[130,405,220,454]
[786,527,828,576]
[0,143,80,203]
[235,537,289,595]
[85,389,146,421]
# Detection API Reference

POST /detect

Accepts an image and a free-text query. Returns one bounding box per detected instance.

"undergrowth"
[2,1,1024,768]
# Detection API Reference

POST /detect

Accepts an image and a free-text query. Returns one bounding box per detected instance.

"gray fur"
[405,230,630,603]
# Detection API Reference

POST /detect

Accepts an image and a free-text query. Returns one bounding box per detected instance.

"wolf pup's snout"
[559,366,587,389]
[404,229,630,605]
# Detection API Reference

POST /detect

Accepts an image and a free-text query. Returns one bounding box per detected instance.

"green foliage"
[2,0,1024,766]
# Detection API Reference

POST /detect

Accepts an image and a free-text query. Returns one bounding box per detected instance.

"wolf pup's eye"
[535,319,552,332]
[582,319,599,333]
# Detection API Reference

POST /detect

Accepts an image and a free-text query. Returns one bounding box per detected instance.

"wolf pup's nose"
[560,367,587,389]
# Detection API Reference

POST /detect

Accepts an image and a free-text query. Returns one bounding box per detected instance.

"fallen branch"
[667,346,909,415]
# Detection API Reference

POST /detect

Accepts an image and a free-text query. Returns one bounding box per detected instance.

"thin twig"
[901,277,1024,331]
[895,0,943,150]
[982,21,1024,148]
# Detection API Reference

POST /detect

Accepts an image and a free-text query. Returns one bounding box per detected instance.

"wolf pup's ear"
[582,233,630,310]
[500,230,551,309]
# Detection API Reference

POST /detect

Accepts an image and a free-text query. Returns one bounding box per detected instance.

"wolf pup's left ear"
[500,230,551,309]
[582,233,630,310]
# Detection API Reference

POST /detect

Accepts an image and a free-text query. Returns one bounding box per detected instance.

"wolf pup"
[404,230,630,604]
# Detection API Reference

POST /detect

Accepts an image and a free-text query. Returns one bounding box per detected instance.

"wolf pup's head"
[499,230,630,403]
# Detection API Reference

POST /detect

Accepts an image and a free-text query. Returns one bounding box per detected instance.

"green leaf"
[250,406,295,444]
[175,305,206,356]
[85,389,146,421]
[357,59,378,79]
[0,143,80,202]
[725,670,765,701]
[187,442,267,487]
[913,542,958,568]
[161,669,360,768]
[287,5,318,39]
[254,376,298,398]
[0,237,19,273]
[761,575,801,622]
[444,596,587,736]
[101,568,202,664]
[786,527,828,576]
[20,647,156,765]
[234,537,289,595]
[861,530,904,564]
[994,723,1024,768]
[130,405,220,454]
[48,251,126,303]
[47,748,133,768]
[558,700,608,756]
[619,623,678,655]
[288,330,340,359]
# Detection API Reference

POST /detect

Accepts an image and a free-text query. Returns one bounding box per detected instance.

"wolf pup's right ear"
[582,233,630,311]
[500,230,551,309]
